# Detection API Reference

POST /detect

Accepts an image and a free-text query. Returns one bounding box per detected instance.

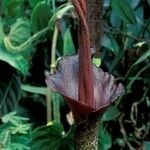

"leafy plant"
[0,112,31,150]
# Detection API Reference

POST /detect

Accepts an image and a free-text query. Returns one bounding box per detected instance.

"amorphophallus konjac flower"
[46,0,124,149]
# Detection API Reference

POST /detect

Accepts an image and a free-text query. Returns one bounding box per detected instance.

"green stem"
[50,24,58,73]
[46,90,52,123]
[4,27,50,53]
[49,4,73,27]
[52,93,60,123]
[45,3,73,123]
[46,23,59,123]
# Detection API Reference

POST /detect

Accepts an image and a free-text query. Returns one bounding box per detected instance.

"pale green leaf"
[93,57,101,67]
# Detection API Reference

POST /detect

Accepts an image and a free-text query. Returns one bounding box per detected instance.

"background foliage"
[0,0,150,149]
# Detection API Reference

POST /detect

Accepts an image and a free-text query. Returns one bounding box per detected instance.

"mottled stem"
[75,114,100,150]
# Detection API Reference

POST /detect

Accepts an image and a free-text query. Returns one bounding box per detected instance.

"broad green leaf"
[111,0,136,24]
[1,18,33,73]
[8,18,31,46]
[0,47,28,74]
[4,17,33,57]
[99,125,112,150]
[102,105,121,121]
[144,141,150,150]
[63,27,75,55]
[133,49,150,66]
[31,1,52,33]
[32,122,74,150]
[101,35,119,55]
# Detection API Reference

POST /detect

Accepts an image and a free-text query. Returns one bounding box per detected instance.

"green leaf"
[0,18,32,74]
[93,57,101,67]
[110,10,122,28]
[2,112,17,123]
[21,84,48,95]
[1,0,23,20]
[0,112,31,150]
[99,125,112,150]
[63,27,75,55]
[111,0,136,24]
[101,35,119,55]
[0,47,28,74]
[102,105,121,121]
[31,1,52,33]
[8,18,31,46]
[32,122,74,150]
[144,141,150,150]
[127,0,141,9]
[2,112,30,127]
[133,49,150,66]
[135,7,144,23]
